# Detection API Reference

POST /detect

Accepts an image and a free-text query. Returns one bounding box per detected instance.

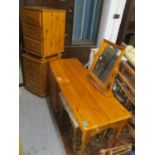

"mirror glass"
[93,46,121,82]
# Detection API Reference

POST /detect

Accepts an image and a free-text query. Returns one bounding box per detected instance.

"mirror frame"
[88,39,126,96]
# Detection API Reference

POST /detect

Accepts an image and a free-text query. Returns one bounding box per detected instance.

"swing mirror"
[88,39,126,96]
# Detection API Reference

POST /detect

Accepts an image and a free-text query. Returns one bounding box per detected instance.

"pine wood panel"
[42,11,66,55]
[22,23,43,41]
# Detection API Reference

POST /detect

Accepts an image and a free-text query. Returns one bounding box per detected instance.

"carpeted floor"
[19,87,66,155]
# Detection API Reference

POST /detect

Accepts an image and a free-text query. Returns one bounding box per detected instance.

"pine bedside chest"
[21,6,66,57]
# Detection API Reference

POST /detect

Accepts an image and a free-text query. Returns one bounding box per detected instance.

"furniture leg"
[73,127,78,151]
[59,103,63,119]
[80,132,90,155]
[114,121,127,145]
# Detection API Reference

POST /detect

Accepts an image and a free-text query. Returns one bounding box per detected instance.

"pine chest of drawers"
[22,53,60,96]
[21,6,66,57]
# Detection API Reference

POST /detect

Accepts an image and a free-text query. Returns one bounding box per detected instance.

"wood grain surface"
[50,58,131,132]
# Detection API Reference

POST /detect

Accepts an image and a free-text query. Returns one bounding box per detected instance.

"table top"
[50,58,131,132]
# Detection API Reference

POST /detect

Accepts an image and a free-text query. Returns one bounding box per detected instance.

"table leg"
[59,104,63,119]
[114,120,127,145]
[73,127,78,151]
[80,132,90,155]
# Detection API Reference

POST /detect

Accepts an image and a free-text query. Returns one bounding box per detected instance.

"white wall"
[97,0,126,46]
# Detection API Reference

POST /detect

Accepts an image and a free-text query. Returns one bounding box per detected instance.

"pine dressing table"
[49,58,131,155]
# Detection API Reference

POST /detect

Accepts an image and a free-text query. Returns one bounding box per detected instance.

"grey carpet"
[19,64,23,84]
[19,87,66,155]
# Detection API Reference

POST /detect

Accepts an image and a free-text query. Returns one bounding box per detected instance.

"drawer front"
[22,23,43,41]
[25,78,45,96]
[23,58,43,74]
[25,78,43,89]
[24,68,43,84]
[21,9,42,26]
[24,37,43,55]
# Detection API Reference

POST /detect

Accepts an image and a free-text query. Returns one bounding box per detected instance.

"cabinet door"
[42,11,66,55]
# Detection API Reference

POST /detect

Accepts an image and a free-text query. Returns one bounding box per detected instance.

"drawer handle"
[27,15,34,21]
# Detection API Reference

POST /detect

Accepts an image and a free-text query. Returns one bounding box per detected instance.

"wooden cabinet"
[22,53,59,96]
[21,6,66,57]
[20,6,65,96]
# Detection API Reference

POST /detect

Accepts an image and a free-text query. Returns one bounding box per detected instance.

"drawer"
[25,78,45,96]
[23,58,43,74]
[25,78,43,89]
[22,23,43,41]
[24,37,43,55]
[24,68,43,84]
[21,9,42,26]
